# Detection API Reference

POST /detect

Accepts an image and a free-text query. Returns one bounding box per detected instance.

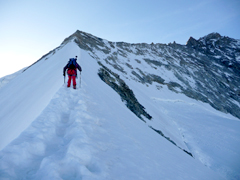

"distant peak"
[186,32,223,47]
[73,30,94,37]
[186,36,198,47]
[61,30,96,45]
[203,32,222,40]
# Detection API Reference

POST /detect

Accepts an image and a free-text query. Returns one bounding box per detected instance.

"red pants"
[67,69,76,87]
[67,76,76,87]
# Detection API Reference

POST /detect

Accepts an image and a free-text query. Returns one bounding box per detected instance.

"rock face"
[64,30,240,120]
[97,62,152,122]
[187,33,240,73]
[186,37,198,47]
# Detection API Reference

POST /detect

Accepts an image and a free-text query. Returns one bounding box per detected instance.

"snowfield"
[0,40,239,180]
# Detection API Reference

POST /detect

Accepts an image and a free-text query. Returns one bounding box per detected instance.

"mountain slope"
[0,31,240,179]
[0,41,80,151]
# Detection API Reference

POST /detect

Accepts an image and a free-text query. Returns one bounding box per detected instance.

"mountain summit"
[0,30,239,180]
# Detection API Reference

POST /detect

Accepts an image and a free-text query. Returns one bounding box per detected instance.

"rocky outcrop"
[98,62,152,122]
[186,37,198,47]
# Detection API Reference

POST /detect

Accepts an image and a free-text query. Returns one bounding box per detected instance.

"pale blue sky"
[0,0,239,78]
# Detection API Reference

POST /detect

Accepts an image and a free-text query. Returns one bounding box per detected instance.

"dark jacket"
[63,61,82,77]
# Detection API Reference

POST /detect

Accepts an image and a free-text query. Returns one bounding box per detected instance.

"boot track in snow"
[0,86,107,179]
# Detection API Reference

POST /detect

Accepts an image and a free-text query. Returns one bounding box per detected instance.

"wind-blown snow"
[0,39,239,179]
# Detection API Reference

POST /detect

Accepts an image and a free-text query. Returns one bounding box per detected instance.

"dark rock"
[186,37,198,47]
[98,62,152,122]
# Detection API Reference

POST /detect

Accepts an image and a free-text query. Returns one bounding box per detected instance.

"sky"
[0,0,239,78]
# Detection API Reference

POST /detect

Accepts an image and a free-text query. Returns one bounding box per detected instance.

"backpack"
[68,58,77,69]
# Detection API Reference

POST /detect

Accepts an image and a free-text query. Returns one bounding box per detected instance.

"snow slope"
[0,68,27,90]
[0,37,239,179]
[0,41,80,151]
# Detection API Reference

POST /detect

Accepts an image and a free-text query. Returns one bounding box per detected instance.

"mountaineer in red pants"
[63,56,82,89]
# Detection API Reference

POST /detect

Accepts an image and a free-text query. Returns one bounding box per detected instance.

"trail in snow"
[0,86,106,180]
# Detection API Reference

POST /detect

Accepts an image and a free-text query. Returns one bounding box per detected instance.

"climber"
[63,56,82,89]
